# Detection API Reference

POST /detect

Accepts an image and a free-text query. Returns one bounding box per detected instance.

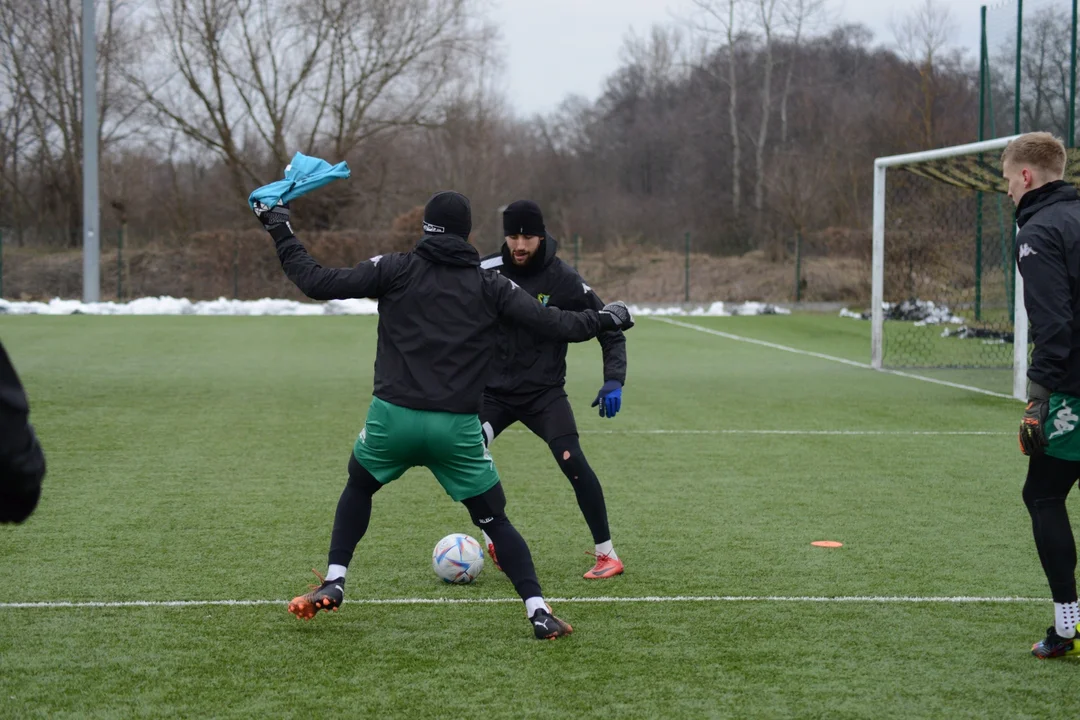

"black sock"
[327,455,383,568]
[1024,453,1080,603]
[550,435,611,545]
[462,483,542,601]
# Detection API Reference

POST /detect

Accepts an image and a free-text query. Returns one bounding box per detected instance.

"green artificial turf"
[0,314,1073,719]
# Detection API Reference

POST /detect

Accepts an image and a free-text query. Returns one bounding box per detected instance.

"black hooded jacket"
[272,229,614,414]
[1015,180,1080,394]
[480,233,627,400]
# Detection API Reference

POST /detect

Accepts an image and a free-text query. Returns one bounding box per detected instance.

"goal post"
[871,135,1027,400]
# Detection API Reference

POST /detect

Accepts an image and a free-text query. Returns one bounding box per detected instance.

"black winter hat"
[503,200,546,238]
[423,191,472,239]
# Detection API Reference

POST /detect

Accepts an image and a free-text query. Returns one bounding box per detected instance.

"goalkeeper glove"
[1020,380,1051,456]
[599,301,634,331]
[252,200,292,237]
[591,380,623,418]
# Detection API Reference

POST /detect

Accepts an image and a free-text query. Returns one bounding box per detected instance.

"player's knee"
[347,456,383,497]
[462,482,507,527]
[549,434,582,464]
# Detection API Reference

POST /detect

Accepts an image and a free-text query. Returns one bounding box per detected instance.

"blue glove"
[591,380,623,418]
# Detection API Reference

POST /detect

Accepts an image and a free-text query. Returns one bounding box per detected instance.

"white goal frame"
[872,135,1027,400]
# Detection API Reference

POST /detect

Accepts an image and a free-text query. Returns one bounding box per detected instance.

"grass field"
[0,313,1076,719]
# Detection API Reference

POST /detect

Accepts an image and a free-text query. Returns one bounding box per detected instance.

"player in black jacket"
[0,341,46,524]
[253,190,633,639]
[480,201,627,579]
[1006,132,1080,658]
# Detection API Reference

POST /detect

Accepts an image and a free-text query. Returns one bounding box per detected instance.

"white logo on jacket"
[1018,243,1038,261]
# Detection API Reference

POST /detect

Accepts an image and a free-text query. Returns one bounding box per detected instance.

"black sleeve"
[486,272,609,342]
[565,271,627,385]
[0,342,45,524]
[1018,223,1072,390]
[272,226,400,301]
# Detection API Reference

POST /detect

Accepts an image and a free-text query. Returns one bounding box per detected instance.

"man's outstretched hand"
[252,200,292,235]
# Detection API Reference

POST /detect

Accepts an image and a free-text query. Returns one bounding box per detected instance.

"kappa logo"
[370,255,383,265]
[423,221,445,234]
[537,293,550,306]
[477,516,494,524]
[1018,243,1038,261]
[1050,403,1080,440]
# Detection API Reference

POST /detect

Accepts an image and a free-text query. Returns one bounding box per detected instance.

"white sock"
[595,540,617,560]
[326,564,347,583]
[524,596,548,618]
[1055,601,1080,638]
[482,530,493,548]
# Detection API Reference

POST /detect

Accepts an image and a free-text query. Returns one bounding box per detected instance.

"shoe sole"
[1032,644,1080,658]
[287,596,340,620]
[537,621,574,640]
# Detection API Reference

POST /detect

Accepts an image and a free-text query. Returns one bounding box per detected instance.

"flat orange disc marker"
[811,541,843,548]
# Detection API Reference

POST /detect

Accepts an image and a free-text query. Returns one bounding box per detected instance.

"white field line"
[505,429,1011,437]
[649,317,1019,401]
[0,595,1048,609]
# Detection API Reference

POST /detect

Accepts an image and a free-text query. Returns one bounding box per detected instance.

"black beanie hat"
[503,200,546,238]
[423,191,472,238]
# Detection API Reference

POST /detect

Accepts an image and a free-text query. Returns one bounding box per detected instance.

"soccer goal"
[871,135,1028,400]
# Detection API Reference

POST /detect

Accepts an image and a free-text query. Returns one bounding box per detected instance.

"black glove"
[599,301,634,331]
[252,200,292,236]
[1020,381,1051,456]
[0,433,45,524]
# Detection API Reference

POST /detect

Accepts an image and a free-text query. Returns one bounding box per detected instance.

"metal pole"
[975,7,987,322]
[794,231,803,302]
[1015,0,1023,135]
[979,6,987,143]
[871,162,886,369]
[233,239,240,299]
[117,225,124,300]
[1071,0,1078,147]
[0,229,4,299]
[975,195,983,320]
[684,232,691,303]
[81,0,99,302]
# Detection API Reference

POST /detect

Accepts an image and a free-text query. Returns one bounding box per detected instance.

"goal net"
[871,136,1030,399]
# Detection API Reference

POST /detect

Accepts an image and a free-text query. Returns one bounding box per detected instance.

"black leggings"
[327,456,542,601]
[1023,453,1080,603]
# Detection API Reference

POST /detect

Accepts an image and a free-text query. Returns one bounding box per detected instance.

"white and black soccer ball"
[432,533,485,584]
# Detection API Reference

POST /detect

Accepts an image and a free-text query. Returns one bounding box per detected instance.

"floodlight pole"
[82,0,100,303]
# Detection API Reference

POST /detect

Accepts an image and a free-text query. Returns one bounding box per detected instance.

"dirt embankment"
[1,232,872,305]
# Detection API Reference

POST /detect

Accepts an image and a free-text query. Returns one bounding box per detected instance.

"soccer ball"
[432,533,485,584]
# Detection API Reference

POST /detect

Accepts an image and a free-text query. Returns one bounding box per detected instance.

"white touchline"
[650,317,1020,402]
[505,429,1011,436]
[0,595,1049,609]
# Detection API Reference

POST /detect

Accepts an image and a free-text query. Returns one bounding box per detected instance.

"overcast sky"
[489,0,988,116]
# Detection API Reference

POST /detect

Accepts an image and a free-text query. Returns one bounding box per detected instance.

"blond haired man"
[1004,132,1080,657]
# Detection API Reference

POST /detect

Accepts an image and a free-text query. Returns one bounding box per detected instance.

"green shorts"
[1047,392,1080,461]
[352,397,500,502]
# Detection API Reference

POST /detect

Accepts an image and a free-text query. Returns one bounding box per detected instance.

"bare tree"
[690,0,744,218]
[777,0,826,145]
[892,0,956,146]
[751,0,777,214]
[0,0,139,245]
[131,0,493,209]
